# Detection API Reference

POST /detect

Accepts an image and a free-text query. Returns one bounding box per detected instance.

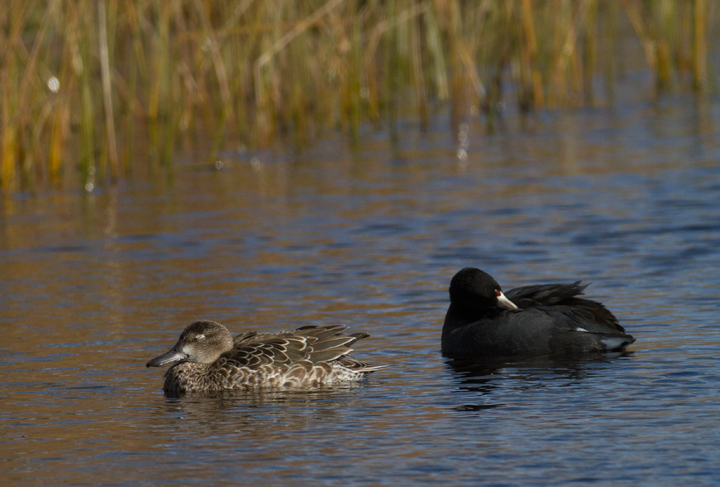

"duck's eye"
[196,334,206,340]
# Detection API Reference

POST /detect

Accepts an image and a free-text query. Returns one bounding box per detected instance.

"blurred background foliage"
[0,0,716,192]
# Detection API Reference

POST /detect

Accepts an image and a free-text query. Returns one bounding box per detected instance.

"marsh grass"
[0,0,717,193]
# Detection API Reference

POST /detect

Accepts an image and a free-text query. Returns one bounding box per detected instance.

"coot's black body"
[441,268,635,358]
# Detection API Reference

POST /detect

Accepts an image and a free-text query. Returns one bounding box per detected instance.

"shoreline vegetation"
[1,0,716,193]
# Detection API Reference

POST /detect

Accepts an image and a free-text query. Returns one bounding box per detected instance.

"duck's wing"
[335,356,388,373]
[229,325,372,367]
[291,326,387,372]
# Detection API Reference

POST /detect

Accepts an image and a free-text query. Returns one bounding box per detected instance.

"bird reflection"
[444,352,634,411]
[149,384,371,442]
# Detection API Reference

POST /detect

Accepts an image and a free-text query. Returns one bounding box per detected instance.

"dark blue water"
[2,95,720,485]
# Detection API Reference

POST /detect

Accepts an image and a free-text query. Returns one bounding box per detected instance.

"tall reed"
[0,0,717,193]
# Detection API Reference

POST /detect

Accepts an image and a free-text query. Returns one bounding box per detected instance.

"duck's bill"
[496,291,520,311]
[146,343,187,368]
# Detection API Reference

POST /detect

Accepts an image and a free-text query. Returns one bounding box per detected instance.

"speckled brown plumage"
[147,321,385,395]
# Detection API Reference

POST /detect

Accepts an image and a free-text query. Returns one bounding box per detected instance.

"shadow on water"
[444,352,635,411]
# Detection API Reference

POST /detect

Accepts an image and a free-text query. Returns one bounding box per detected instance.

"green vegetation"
[0,0,715,192]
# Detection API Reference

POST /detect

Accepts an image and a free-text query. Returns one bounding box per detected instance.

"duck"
[441,267,635,358]
[146,321,385,395]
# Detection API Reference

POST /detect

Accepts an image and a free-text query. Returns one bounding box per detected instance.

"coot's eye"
[494,289,502,297]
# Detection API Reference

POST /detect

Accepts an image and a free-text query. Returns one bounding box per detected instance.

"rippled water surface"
[2,96,720,485]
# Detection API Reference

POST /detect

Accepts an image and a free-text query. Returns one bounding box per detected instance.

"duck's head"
[449,267,519,313]
[146,321,234,368]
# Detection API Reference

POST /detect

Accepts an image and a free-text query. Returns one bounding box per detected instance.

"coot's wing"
[506,282,626,334]
[554,299,625,333]
[505,282,588,306]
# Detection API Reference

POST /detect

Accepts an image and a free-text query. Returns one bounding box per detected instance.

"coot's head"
[449,268,519,315]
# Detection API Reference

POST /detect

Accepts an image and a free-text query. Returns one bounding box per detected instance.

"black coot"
[442,268,635,358]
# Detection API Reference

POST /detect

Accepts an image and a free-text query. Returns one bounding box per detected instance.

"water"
[2,94,720,485]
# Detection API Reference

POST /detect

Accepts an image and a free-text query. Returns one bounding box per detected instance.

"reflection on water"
[445,353,635,409]
[3,94,720,485]
[446,353,634,388]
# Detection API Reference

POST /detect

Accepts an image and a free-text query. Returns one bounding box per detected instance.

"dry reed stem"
[621,0,658,80]
[552,0,590,105]
[520,0,544,108]
[2,72,17,190]
[693,0,707,90]
[193,0,233,118]
[99,0,119,181]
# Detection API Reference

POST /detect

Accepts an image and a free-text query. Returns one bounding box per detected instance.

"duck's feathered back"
[232,324,370,366]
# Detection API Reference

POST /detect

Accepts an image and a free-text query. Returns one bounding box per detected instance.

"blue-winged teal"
[147,321,385,394]
[442,268,635,358]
